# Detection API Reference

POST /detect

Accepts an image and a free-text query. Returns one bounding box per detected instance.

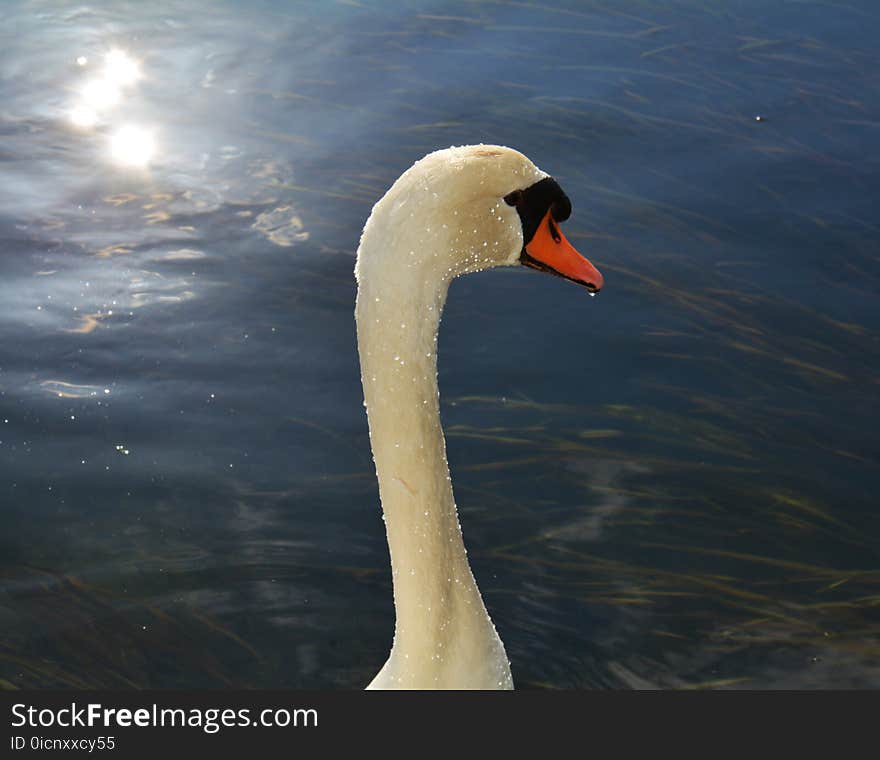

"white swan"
[355,145,603,689]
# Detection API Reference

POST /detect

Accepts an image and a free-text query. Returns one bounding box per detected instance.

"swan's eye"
[507,177,572,249]
[503,189,523,207]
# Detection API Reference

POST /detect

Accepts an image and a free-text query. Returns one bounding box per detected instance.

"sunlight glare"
[110,125,156,168]
[103,49,141,86]
[81,78,121,109]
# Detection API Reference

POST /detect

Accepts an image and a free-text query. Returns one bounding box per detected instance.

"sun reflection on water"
[103,49,141,86]
[110,125,156,168]
[67,48,156,168]
[80,77,120,110]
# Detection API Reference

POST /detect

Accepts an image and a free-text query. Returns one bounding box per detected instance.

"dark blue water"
[1,0,878,689]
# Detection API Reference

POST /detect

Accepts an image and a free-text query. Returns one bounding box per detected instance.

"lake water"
[1,0,878,689]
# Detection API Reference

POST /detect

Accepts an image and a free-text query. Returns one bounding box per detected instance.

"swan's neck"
[356,269,512,689]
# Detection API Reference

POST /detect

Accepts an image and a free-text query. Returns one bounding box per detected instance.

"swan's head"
[355,144,603,295]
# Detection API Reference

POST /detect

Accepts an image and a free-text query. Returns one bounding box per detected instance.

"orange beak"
[522,210,604,293]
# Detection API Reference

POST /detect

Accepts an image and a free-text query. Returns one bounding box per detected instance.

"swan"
[355,144,603,689]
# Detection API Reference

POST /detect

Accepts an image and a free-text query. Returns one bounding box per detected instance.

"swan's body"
[355,145,602,689]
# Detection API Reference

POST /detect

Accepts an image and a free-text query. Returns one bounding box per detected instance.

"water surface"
[1,0,878,688]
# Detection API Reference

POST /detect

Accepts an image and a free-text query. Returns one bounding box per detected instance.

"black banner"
[0,690,872,755]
